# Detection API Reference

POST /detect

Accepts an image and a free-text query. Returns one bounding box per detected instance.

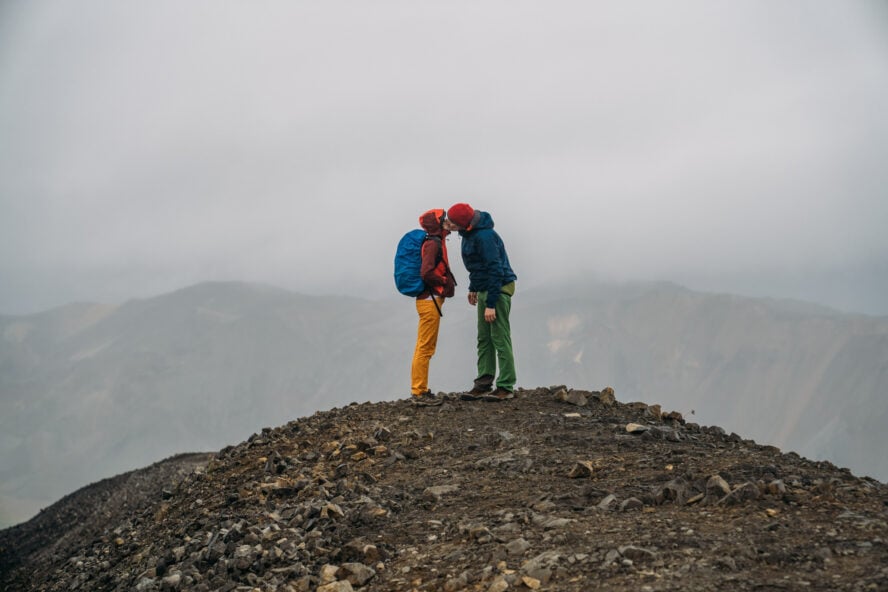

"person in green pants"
[445,202,518,401]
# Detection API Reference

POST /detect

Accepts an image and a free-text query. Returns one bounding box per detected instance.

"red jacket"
[418,235,456,299]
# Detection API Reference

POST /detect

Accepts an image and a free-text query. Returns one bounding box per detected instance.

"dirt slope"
[2,387,886,591]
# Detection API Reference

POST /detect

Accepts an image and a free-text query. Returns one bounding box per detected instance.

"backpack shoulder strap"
[423,235,447,265]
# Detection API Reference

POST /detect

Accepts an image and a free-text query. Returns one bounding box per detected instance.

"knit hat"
[419,209,446,233]
[447,203,475,229]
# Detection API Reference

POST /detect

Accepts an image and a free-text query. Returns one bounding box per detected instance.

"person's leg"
[475,291,496,387]
[411,298,442,395]
[490,293,516,392]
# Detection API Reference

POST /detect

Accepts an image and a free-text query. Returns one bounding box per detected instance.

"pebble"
[423,485,460,502]
[619,545,657,562]
[316,582,354,592]
[319,564,339,584]
[444,572,468,591]
[597,494,618,510]
[161,573,182,589]
[620,497,644,512]
[505,538,532,556]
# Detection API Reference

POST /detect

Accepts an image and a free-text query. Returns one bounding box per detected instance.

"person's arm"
[479,234,504,309]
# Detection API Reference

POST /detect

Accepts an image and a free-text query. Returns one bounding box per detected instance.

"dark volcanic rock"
[2,387,887,591]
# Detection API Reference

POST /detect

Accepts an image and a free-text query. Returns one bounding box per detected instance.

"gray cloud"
[1,1,887,314]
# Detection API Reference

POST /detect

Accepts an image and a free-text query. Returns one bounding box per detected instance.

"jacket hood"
[463,210,494,232]
[419,209,447,235]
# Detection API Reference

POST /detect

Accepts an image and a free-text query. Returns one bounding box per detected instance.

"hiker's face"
[443,219,461,232]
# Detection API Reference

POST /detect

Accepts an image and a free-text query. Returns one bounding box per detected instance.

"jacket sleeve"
[479,233,505,309]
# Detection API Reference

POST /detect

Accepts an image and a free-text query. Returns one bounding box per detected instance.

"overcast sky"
[1,1,887,316]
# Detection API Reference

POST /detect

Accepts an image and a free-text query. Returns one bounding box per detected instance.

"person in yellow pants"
[411,209,456,405]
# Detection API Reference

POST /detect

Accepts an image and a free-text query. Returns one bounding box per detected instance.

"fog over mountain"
[2,2,888,317]
[1,280,885,528]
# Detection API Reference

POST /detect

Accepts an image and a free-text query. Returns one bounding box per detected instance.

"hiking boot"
[482,387,514,402]
[460,384,492,400]
[413,390,443,406]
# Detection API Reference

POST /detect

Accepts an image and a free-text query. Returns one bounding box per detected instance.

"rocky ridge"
[2,387,887,591]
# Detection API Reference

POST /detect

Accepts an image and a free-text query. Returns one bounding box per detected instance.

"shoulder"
[473,228,497,243]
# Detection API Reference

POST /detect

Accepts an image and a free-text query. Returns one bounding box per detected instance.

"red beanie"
[447,203,475,229]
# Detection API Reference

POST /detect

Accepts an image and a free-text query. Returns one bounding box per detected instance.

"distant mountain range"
[1,280,886,527]
[515,281,888,482]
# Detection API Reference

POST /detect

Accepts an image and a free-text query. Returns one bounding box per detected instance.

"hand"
[484,307,496,322]
[468,292,478,306]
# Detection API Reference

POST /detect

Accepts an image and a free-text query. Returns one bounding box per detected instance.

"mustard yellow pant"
[411,297,443,395]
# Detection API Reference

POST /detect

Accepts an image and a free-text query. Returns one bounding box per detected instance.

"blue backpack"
[394,229,440,297]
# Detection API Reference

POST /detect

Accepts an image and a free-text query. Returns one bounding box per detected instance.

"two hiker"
[402,203,517,405]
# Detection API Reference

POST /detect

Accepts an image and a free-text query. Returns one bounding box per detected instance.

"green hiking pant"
[476,285,516,391]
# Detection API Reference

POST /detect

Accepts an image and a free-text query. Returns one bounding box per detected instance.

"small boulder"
[618,545,658,562]
[768,480,787,496]
[706,475,732,497]
[444,573,469,591]
[597,387,616,406]
[568,461,596,479]
[338,563,376,587]
[160,574,181,591]
[597,494,618,510]
[620,497,644,512]
[555,389,587,407]
[720,482,762,506]
[626,423,649,434]
[663,411,685,424]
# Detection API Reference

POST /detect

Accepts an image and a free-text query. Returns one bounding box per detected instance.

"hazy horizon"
[2,1,887,316]
[0,276,881,320]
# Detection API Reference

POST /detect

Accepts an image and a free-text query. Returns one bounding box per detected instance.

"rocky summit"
[2,387,887,592]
